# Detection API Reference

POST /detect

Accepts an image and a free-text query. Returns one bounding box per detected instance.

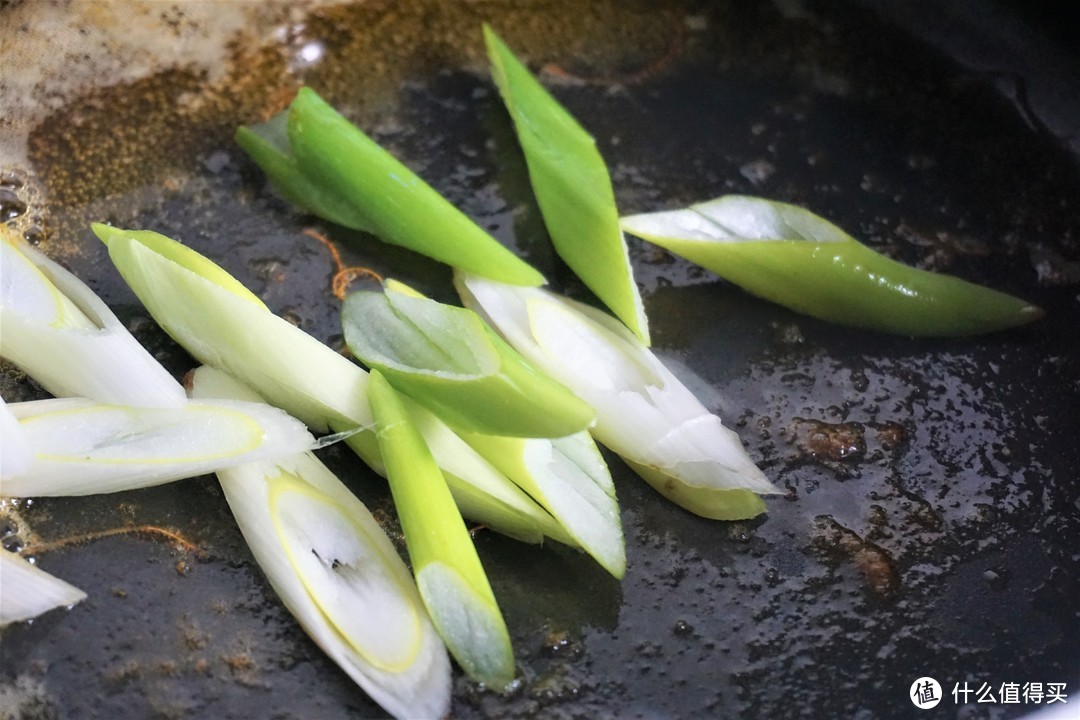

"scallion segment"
[237,87,545,287]
[2,396,316,497]
[485,25,650,345]
[189,366,452,720]
[456,273,779,520]
[341,282,593,438]
[0,552,86,626]
[368,370,516,690]
[0,224,186,407]
[620,195,1043,336]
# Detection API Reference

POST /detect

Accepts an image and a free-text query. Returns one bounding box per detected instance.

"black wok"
[1,1,1077,718]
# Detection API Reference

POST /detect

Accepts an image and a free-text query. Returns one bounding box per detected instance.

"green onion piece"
[485,25,650,345]
[341,282,594,438]
[189,366,451,720]
[0,225,186,407]
[2,396,317,497]
[621,195,1044,336]
[240,87,545,287]
[459,430,626,577]
[368,370,516,690]
[0,552,86,626]
[0,398,31,478]
[456,273,780,520]
[235,113,377,233]
[93,224,565,544]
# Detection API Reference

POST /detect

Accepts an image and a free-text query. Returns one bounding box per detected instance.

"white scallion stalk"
[190,366,451,720]
[1,397,316,497]
[94,224,571,546]
[0,552,86,626]
[0,226,185,407]
[456,273,781,520]
[0,397,31,478]
[460,430,625,578]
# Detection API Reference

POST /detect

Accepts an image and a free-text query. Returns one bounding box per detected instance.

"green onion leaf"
[235,113,378,233]
[485,25,650,344]
[620,195,1044,336]
[190,366,451,720]
[457,273,780,520]
[368,370,516,690]
[341,282,594,438]
[238,87,545,287]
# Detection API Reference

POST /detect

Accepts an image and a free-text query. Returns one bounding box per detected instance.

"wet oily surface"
[2,1,1079,718]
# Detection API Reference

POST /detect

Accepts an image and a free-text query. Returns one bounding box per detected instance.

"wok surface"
[1,1,1077,718]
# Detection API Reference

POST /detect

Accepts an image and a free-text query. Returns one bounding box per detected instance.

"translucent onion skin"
[621,195,1044,337]
[485,25,650,345]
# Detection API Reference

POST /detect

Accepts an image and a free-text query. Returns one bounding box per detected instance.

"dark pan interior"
[1,1,1077,718]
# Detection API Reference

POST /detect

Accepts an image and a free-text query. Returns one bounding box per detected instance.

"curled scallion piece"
[368,370,516,690]
[620,195,1044,336]
[485,25,650,345]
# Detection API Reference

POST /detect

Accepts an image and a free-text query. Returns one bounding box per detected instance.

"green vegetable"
[341,281,594,438]
[485,25,650,345]
[93,223,574,545]
[456,273,779,521]
[237,87,545,287]
[190,366,451,720]
[620,195,1044,336]
[235,113,376,233]
[368,370,516,690]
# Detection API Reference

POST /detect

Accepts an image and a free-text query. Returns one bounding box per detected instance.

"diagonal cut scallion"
[456,272,781,520]
[620,195,1044,336]
[238,87,545,287]
[485,25,650,345]
[93,223,571,545]
[341,280,593,438]
[2,396,317,497]
[0,225,186,407]
[367,370,516,690]
[189,366,451,720]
